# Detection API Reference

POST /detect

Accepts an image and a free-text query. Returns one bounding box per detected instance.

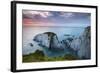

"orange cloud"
[23,18,54,27]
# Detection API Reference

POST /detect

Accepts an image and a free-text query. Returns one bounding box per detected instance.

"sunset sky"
[22,10,91,27]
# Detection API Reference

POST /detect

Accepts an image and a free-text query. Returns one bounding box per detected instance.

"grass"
[23,50,79,63]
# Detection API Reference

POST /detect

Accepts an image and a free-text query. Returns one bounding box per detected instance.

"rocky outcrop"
[70,26,91,59]
[33,32,62,51]
[78,26,91,59]
[33,33,50,48]
[33,26,91,59]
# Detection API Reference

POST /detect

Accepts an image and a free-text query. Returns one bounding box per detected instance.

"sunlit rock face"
[33,33,50,48]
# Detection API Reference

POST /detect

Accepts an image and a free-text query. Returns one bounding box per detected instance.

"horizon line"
[22,25,90,28]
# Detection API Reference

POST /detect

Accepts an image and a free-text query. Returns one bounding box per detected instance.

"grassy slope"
[23,50,79,63]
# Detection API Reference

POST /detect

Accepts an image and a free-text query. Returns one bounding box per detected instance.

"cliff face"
[78,26,91,59]
[70,26,91,59]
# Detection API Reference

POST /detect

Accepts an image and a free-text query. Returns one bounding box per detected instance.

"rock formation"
[70,26,91,59]
[33,26,91,59]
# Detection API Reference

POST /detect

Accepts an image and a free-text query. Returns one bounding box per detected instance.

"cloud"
[23,10,90,27]
[23,10,52,18]
[60,12,74,18]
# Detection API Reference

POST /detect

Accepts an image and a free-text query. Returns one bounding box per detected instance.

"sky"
[23,10,91,27]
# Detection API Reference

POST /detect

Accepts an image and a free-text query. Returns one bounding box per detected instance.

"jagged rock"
[70,26,91,59]
[33,33,50,48]
[33,32,62,51]
[33,26,91,59]
[78,26,91,59]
